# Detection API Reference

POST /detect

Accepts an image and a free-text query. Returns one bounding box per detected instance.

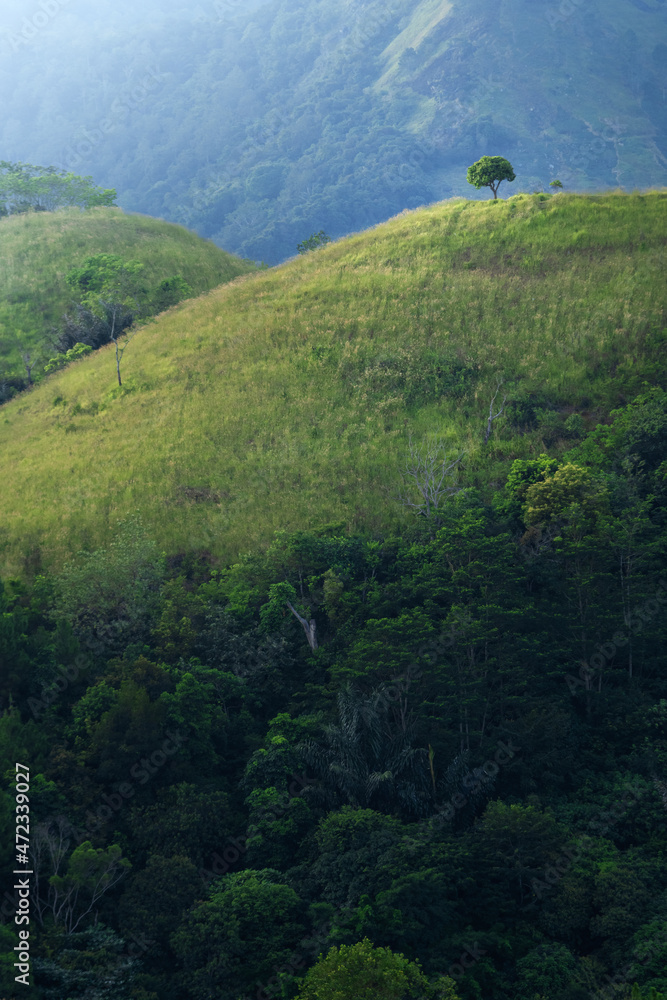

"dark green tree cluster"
[1,389,666,999]
[0,162,116,216]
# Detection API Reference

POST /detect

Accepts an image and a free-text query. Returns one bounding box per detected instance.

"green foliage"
[66,253,145,302]
[295,936,451,1000]
[493,452,559,526]
[297,231,332,254]
[118,853,200,958]
[33,927,138,999]
[244,786,314,869]
[466,156,516,199]
[43,342,92,374]
[0,160,116,215]
[152,275,193,312]
[46,841,132,935]
[512,942,583,1000]
[522,463,609,528]
[298,685,433,819]
[170,869,307,1000]
[47,514,165,652]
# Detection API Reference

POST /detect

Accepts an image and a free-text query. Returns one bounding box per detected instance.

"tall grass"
[0,191,665,577]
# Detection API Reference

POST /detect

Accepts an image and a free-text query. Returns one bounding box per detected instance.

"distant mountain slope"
[0,190,664,577]
[0,207,255,374]
[0,0,664,263]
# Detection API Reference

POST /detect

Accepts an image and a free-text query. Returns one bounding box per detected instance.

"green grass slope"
[0,206,256,372]
[1,190,665,577]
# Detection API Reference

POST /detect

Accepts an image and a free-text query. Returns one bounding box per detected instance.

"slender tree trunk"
[115,340,122,386]
[286,599,318,651]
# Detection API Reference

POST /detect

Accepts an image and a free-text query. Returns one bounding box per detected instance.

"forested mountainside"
[1,0,665,262]
[0,191,666,998]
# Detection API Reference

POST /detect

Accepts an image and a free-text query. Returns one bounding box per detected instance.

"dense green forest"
[0,190,666,999]
[1,0,665,262]
[1,391,666,999]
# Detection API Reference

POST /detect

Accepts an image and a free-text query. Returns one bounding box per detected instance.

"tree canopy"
[0,161,116,215]
[466,156,516,199]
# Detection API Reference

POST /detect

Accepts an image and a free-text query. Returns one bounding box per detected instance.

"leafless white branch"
[395,435,466,521]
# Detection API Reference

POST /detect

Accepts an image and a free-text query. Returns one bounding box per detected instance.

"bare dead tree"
[31,816,130,935]
[396,435,466,523]
[285,598,318,651]
[19,350,39,386]
[98,298,139,387]
[484,382,507,444]
[14,334,42,386]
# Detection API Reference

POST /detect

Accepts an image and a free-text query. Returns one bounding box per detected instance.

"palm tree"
[297,683,433,820]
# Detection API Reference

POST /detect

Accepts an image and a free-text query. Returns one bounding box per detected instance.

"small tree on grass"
[14,333,42,386]
[550,179,563,190]
[466,155,516,199]
[152,275,193,312]
[66,253,146,386]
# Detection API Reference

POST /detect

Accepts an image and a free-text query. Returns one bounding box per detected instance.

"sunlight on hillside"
[375,0,454,90]
[0,191,665,576]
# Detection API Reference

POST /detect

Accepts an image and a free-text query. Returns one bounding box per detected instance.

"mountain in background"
[1,0,665,262]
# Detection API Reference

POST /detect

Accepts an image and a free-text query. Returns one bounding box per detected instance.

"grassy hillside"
[0,190,665,577]
[0,206,256,372]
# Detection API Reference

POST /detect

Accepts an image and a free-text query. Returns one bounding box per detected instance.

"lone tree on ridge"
[467,155,516,199]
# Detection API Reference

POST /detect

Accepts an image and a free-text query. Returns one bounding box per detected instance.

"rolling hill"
[0,189,665,578]
[0,206,256,376]
[0,0,665,262]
